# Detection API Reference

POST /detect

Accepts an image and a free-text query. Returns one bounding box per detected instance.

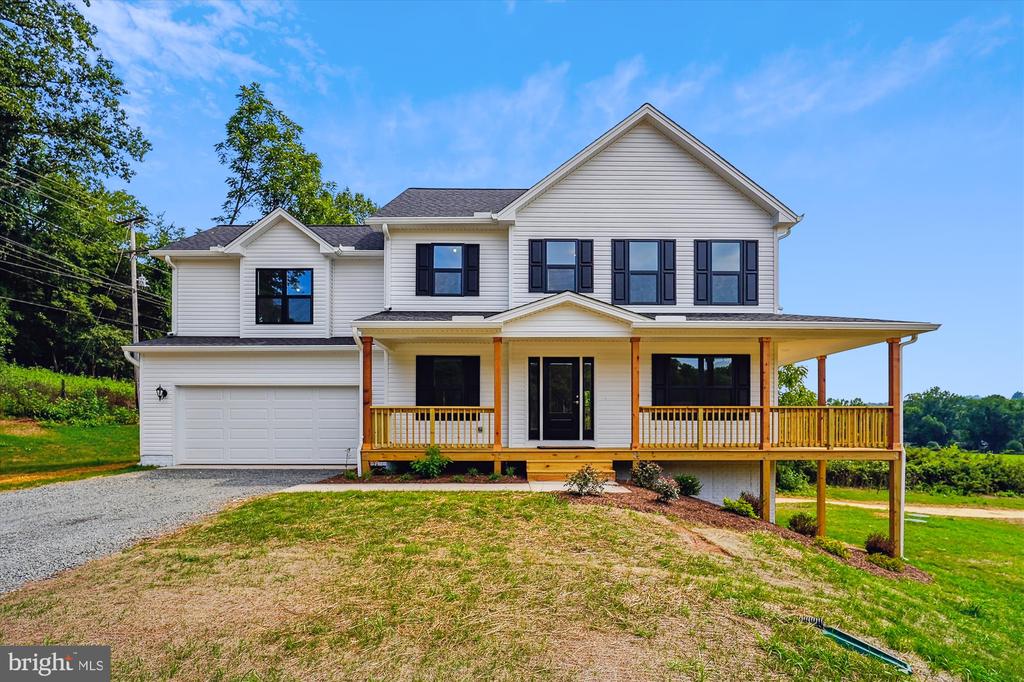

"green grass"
[0,422,142,491]
[2,492,1021,680]
[0,361,136,424]
[782,485,1024,509]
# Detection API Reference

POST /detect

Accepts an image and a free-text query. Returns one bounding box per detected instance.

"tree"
[777,364,817,406]
[215,82,376,225]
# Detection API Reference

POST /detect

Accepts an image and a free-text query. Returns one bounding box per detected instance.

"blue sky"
[84,0,1023,401]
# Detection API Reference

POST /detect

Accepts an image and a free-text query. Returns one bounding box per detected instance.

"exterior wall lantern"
[155,385,168,401]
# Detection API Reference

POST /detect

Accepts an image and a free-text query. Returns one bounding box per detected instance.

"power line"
[0,257,169,309]
[0,173,95,217]
[0,295,166,334]
[5,163,102,209]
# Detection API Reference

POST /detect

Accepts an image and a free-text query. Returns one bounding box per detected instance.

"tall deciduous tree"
[777,363,817,406]
[215,82,376,225]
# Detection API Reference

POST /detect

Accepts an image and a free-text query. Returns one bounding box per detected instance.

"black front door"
[543,357,580,440]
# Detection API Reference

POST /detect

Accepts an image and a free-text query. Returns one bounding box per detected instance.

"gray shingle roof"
[131,336,357,347]
[161,225,383,251]
[372,188,528,218]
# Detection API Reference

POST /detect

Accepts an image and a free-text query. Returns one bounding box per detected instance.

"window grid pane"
[546,267,576,292]
[546,240,576,265]
[711,274,739,304]
[629,242,659,271]
[711,242,741,271]
[433,271,463,295]
[433,245,463,269]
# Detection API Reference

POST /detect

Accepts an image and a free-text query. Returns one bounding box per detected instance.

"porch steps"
[526,459,615,482]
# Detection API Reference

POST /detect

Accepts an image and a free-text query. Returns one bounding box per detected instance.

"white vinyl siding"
[173,258,239,336]
[137,350,362,465]
[333,257,385,336]
[500,304,632,338]
[239,220,331,337]
[387,227,508,311]
[510,123,776,312]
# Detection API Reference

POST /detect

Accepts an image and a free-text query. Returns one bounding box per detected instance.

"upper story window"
[694,240,758,306]
[528,239,593,294]
[611,240,676,305]
[416,243,479,296]
[256,268,313,324]
[651,354,751,406]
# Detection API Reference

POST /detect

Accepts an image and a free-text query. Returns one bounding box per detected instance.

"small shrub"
[397,472,414,481]
[631,460,663,489]
[865,553,905,573]
[487,472,500,482]
[650,476,679,503]
[787,512,818,537]
[722,497,758,518]
[674,473,702,497]
[410,445,451,479]
[467,467,480,477]
[504,464,517,478]
[342,469,357,481]
[740,491,762,512]
[565,464,605,497]
[813,536,851,559]
[864,532,895,556]
[451,474,465,483]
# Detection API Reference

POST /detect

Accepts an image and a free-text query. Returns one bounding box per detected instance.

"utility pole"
[118,216,146,409]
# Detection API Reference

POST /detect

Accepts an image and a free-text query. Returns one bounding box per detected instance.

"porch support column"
[816,355,827,537]
[493,336,503,475]
[887,338,904,557]
[361,336,373,472]
[630,336,640,450]
[759,336,772,521]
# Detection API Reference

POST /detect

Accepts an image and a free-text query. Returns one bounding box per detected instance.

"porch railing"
[638,405,892,450]
[370,406,494,449]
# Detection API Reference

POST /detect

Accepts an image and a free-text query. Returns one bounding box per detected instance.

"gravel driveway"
[0,468,337,593]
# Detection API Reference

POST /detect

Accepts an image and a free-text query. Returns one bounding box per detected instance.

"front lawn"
[0,420,142,491]
[1,492,1021,680]
[782,485,1024,510]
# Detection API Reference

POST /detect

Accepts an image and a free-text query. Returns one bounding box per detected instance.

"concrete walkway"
[284,481,630,494]
[776,496,1024,520]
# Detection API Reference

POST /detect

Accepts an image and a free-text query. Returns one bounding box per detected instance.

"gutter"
[122,349,141,368]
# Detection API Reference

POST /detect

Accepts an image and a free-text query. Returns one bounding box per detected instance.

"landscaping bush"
[565,464,605,497]
[1005,440,1023,454]
[650,476,679,503]
[0,362,137,425]
[410,445,451,478]
[813,536,851,559]
[865,553,905,573]
[674,473,702,497]
[722,497,758,518]
[787,512,818,537]
[631,460,663,489]
[740,491,762,512]
[776,462,809,492]
[864,532,895,556]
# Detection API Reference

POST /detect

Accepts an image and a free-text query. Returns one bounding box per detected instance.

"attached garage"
[177,385,359,465]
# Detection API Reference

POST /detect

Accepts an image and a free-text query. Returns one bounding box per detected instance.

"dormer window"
[416,243,480,296]
[256,269,313,324]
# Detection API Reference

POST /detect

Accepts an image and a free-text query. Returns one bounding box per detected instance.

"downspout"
[122,349,141,369]
[774,217,799,312]
[163,255,177,336]
[354,331,364,476]
[896,333,919,557]
[382,224,391,310]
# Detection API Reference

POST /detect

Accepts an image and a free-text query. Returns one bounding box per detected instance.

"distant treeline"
[904,388,1023,454]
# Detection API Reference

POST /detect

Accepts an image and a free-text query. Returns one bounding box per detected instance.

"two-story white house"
[127,104,937,551]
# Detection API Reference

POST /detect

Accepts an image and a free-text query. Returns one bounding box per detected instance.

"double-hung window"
[415,243,480,296]
[256,268,313,324]
[528,239,594,293]
[694,240,758,305]
[651,354,751,406]
[611,240,676,304]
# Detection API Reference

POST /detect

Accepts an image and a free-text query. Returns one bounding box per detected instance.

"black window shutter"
[734,355,751,405]
[660,240,676,304]
[528,240,544,292]
[652,355,668,405]
[577,240,594,293]
[465,356,481,405]
[742,240,758,305]
[694,240,710,305]
[463,244,479,296]
[415,356,433,404]
[611,240,627,304]
[416,244,432,296]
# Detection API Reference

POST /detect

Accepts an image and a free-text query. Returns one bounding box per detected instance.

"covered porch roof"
[352,292,939,363]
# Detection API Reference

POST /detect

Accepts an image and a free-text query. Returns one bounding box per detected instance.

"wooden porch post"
[630,336,640,450]
[816,355,827,537]
[493,336,503,475]
[759,336,772,521]
[887,338,904,557]
[361,336,373,472]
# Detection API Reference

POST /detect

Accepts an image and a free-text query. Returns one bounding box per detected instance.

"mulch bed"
[318,473,527,485]
[560,485,931,583]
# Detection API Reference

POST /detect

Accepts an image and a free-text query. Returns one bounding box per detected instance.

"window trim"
[255,268,314,325]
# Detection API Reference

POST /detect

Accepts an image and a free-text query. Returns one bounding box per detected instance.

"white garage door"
[178,386,358,464]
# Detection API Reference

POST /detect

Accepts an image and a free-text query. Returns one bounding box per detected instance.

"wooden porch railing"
[370,406,495,449]
[638,405,892,450]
